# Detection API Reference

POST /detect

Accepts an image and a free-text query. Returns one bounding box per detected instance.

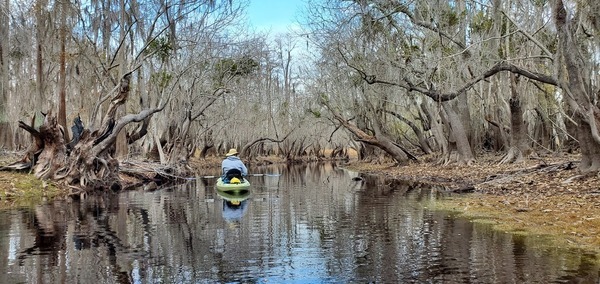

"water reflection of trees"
[0,163,597,283]
[2,195,137,283]
[260,164,599,282]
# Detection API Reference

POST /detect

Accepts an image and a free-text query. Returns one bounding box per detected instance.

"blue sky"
[246,0,305,33]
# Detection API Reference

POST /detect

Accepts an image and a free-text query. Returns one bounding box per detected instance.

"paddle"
[198,173,281,179]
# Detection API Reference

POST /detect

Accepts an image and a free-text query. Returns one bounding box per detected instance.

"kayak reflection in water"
[217,189,250,223]
[222,198,249,222]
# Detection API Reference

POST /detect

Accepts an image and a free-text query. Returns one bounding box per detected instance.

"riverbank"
[344,152,600,256]
[1,150,599,256]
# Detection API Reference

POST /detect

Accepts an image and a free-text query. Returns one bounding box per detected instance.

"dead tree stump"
[1,73,168,193]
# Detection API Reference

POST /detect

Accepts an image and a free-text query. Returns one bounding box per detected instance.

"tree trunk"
[385,110,432,154]
[499,74,532,164]
[58,0,69,142]
[554,0,600,173]
[323,99,410,165]
[488,78,509,151]
[0,0,10,148]
[355,113,380,162]
[164,111,193,173]
[533,106,553,151]
[440,101,475,165]
[115,0,129,159]
[576,114,600,172]
[421,101,449,160]
[35,0,47,113]
[199,130,215,158]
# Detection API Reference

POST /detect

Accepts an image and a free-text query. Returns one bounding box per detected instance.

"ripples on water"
[0,162,598,283]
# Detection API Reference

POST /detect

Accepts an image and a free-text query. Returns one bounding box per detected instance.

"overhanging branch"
[342,54,559,102]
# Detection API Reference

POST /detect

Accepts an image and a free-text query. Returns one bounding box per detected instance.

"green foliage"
[216,56,258,77]
[307,108,321,118]
[319,93,329,104]
[214,56,259,83]
[9,48,26,60]
[441,9,460,27]
[539,33,558,54]
[497,46,505,58]
[146,36,173,62]
[470,11,494,34]
[400,41,421,57]
[536,83,557,108]
[150,71,173,89]
[216,58,236,75]
[442,46,455,56]
[251,103,260,113]
[240,56,259,74]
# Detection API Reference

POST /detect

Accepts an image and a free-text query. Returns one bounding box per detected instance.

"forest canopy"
[0,0,599,190]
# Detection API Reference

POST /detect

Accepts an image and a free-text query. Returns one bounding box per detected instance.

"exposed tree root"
[498,147,524,164]
[437,150,474,166]
[1,74,171,192]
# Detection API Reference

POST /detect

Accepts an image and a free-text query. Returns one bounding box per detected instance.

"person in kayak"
[221,148,248,183]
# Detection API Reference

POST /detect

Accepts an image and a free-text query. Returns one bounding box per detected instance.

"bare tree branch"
[341,46,559,101]
[502,10,554,59]
[378,2,468,52]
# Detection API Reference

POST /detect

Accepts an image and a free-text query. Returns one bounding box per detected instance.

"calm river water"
[0,162,598,283]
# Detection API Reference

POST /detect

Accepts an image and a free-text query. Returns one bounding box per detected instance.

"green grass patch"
[0,171,66,208]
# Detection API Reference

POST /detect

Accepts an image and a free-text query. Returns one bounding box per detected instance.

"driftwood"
[1,73,168,193]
